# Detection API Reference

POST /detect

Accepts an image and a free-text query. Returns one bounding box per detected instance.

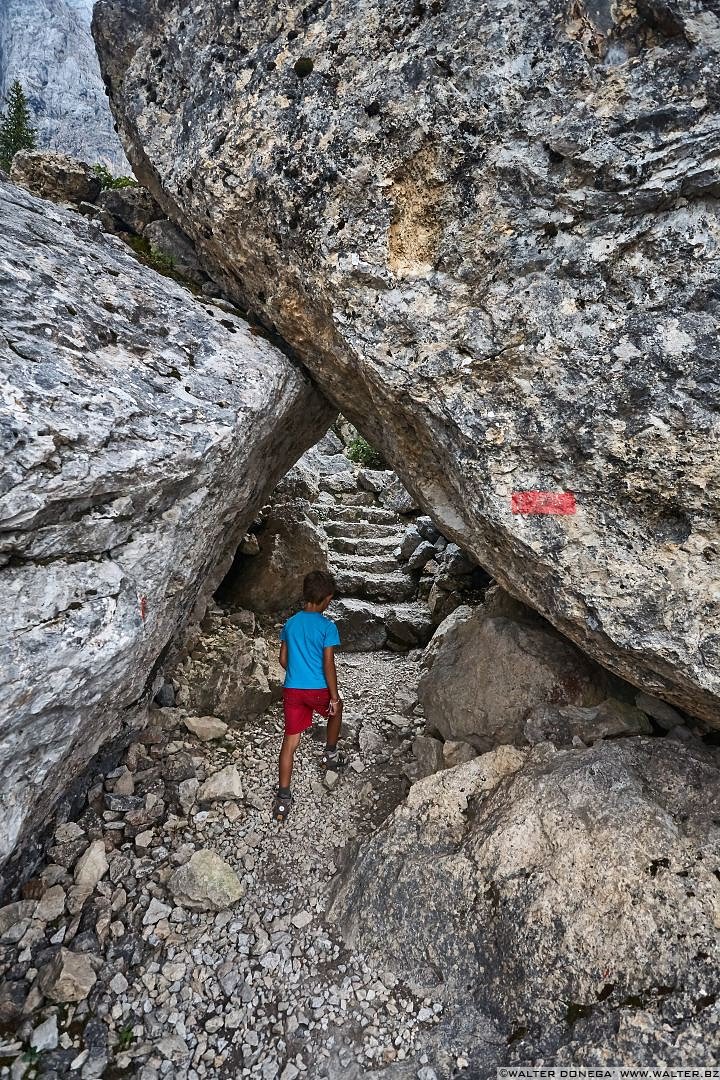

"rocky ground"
[0,651,454,1080]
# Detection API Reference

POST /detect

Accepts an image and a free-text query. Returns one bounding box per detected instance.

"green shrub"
[93,163,138,190]
[347,435,386,470]
[117,1026,134,1050]
[147,247,177,273]
[126,234,176,274]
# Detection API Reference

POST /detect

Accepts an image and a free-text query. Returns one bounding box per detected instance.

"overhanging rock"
[93,0,720,723]
[0,180,332,874]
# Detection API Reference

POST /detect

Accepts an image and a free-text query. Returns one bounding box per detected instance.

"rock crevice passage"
[1,424,719,1073]
[220,447,486,653]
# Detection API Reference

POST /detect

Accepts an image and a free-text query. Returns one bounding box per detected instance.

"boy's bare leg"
[278,732,302,791]
[326,700,343,748]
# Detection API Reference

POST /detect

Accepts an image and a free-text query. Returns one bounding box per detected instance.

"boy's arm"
[279,641,288,669]
[323,646,341,715]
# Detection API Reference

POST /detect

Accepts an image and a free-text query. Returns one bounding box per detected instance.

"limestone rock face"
[0,181,331,876]
[418,599,607,749]
[177,613,283,722]
[94,0,720,724]
[0,0,128,171]
[330,738,720,1060]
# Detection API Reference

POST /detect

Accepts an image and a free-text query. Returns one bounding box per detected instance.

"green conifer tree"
[0,80,37,171]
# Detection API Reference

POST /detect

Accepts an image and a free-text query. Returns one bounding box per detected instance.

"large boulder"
[177,614,283,722]
[97,184,163,234]
[0,181,331,883]
[95,0,720,724]
[418,595,607,749]
[219,506,329,613]
[330,738,720,1064]
[10,150,101,203]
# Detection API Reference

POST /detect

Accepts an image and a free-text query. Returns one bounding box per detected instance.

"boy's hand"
[327,697,342,718]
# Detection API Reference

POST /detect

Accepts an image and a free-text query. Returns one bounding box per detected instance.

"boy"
[273,569,344,822]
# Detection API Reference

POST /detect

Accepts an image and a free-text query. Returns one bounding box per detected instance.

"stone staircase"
[319,506,417,602]
[310,481,434,651]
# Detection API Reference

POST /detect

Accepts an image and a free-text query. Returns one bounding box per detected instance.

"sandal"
[321,749,346,771]
[272,790,294,823]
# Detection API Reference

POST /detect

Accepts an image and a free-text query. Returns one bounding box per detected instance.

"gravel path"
[0,651,444,1080]
[106,650,441,1080]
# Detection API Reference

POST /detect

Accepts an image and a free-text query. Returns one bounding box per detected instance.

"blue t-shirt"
[280,611,341,689]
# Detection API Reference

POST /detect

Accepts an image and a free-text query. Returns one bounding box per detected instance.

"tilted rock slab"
[94,0,720,722]
[0,181,332,877]
[330,738,720,1062]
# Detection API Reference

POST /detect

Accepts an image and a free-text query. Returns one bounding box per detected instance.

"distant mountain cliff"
[0,0,128,171]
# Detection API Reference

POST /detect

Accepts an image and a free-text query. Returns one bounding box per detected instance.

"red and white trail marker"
[511,491,577,515]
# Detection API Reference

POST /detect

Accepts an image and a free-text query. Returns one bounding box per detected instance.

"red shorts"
[283,687,331,735]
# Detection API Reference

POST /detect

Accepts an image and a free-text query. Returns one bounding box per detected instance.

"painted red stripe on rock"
[511,491,577,515]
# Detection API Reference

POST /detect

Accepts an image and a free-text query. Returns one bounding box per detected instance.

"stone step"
[324,521,402,540]
[330,552,400,575]
[330,598,435,652]
[329,535,402,557]
[329,598,388,651]
[335,568,417,602]
[383,601,435,648]
[314,503,400,525]
[336,491,377,507]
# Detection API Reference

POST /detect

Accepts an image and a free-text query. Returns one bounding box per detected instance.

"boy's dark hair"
[303,569,336,604]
